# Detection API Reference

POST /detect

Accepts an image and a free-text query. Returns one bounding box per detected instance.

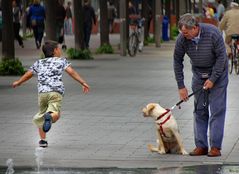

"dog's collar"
[156,109,171,120]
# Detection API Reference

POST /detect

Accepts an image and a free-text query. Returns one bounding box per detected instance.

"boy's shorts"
[33,92,63,128]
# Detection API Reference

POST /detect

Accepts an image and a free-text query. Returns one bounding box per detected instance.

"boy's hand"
[12,81,21,88]
[11,71,33,88]
[82,83,90,93]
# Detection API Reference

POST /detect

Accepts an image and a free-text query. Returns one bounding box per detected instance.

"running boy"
[12,40,90,147]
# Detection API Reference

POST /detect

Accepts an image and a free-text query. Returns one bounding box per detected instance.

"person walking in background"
[12,40,90,148]
[28,0,45,49]
[107,1,117,33]
[219,2,239,57]
[83,0,96,49]
[216,0,225,21]
[64,1,73,35]
[96,7,100,33]
[174,13,228,157]
[144,2,152,38]
[56,0,66,44]
[12,0,24,48]
[128,1,137,16]
[26,2,33,34]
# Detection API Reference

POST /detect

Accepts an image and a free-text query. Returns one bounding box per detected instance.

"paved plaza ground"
[1,34,239,171]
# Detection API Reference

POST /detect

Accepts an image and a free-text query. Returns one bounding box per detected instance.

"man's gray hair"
[178,13,199,30]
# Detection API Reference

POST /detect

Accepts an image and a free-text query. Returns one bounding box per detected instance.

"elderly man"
[173,13,228,157]
[219,2,239,55]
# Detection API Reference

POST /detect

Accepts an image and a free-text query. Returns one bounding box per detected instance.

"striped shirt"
[173,23,227,89]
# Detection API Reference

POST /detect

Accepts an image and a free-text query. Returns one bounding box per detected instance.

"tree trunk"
[142,0,150,39]
[73,0,84,50]
[1,0,15,59]
[100,0,109,45]
[120,0,128,56]
[198,0,203,15]
[44,0,57,41]
[165,0,172,39]
[175,0,180,23]
[155,0,162,47]
[22,0,27,37]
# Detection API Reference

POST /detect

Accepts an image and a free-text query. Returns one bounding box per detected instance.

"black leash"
[170,87,205,110]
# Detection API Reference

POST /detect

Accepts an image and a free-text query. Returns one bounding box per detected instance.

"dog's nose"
[142,110,147,117]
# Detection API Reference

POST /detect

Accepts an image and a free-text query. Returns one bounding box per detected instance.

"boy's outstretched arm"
[12,70,33,88]
[65,66,90,93]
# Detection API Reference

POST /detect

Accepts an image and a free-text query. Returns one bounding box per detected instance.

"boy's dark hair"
[42,40,58,58]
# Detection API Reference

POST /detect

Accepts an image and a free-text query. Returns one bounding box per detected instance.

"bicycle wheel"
[229,45,235,74]
[235,57,239,74]
[128,33,138,57]
[228,53,233,74]
[232,44,239,74]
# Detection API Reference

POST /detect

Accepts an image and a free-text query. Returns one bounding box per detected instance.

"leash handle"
[176,87,203,107]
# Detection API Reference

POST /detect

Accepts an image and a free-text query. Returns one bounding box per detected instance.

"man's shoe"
[189,147,208,156]
[39,140,48,148]
[42,112,52,133]
[208,147,221,157]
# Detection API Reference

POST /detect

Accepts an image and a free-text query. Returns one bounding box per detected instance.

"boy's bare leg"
[39,128,46,140]
[51,112,60,123]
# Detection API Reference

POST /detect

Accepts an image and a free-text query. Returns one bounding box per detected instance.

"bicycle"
[229,34,239,74]
[128,17,144,57]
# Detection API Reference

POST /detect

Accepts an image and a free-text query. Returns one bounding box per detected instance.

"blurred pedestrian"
[56,0,66,44]
[64,1,73,35]
[174,13,228,157]
[144,2,152,38]
[28,0,45,49]
[107,1,117,33]
[26,2,33,34]
[216,0,225,21]
[219,2,239,56]
[128,1,137,16]
[83,0,96,49]
[12,0,24,48]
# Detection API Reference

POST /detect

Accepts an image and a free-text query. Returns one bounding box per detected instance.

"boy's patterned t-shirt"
[29,57,71,95]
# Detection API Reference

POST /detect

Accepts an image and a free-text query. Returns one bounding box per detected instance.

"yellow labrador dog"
[142,103,187,155]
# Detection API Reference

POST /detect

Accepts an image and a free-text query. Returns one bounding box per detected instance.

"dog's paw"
[147,144,154,152]
[158,149,166,154]
[180,149,188,155]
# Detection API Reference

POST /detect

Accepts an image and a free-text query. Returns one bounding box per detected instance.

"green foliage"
[66,48,94,60]
[144,36,155,45]
[40,53,45,59]
[23,32,34,40]
[96,43,114,54]
[171,25,179,40]
[0,58,26,76]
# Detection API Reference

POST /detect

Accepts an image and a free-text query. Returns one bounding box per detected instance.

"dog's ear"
[146,104,155,115]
